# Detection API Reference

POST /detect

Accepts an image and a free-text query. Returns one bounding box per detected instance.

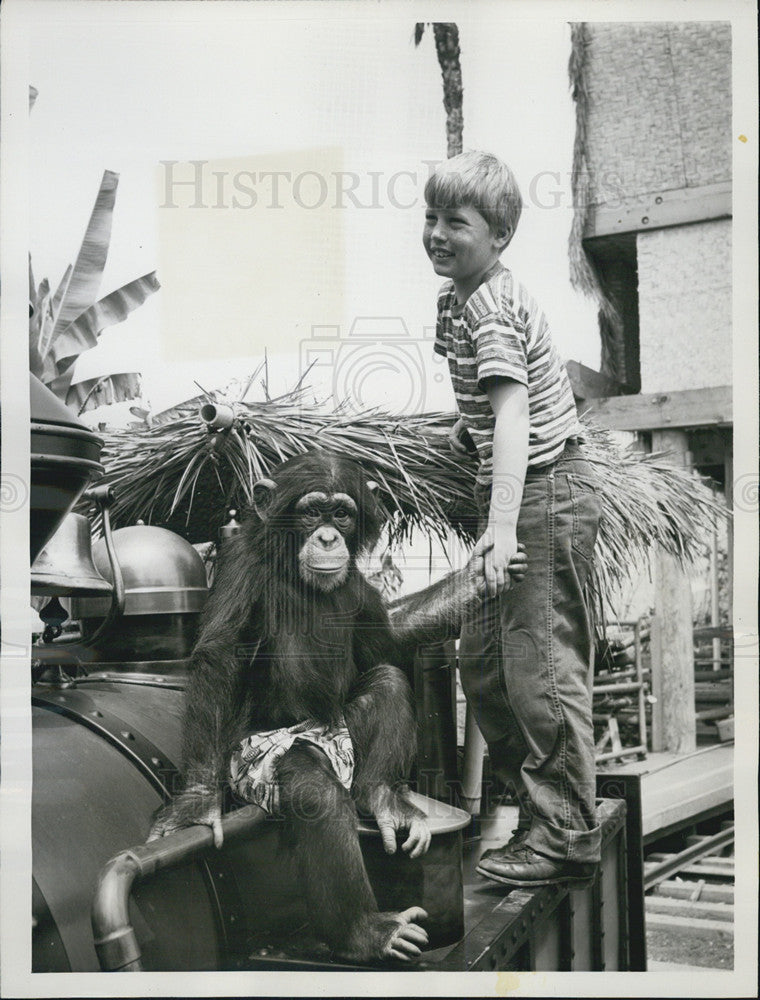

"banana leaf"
[50,264,73,327]
[51,271,160,373]
[50,170,118,341]
[67,372,143,415]
[29,279,56,382]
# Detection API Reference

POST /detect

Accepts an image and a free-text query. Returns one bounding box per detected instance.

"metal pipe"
[461,702,486,815]
[415,645,459,803]
[595,667,651,682]
[91,852,143,971]
[593,681,645,695]
[200,402,235,430]
[694,669,732,681]
[91,804,266,971]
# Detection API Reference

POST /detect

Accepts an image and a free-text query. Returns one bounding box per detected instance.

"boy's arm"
[474,375,529,596]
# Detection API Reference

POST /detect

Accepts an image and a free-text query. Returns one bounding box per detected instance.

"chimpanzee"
[148,450,525,963]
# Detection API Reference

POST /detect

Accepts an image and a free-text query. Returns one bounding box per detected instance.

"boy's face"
[423,204,506,296]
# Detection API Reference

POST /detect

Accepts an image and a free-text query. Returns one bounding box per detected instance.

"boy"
[424,151,602,886]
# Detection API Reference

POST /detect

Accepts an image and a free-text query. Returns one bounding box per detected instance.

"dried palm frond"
[574,422,725,597]
[89,384,726,616]
[568,22,597,302]
[93,389,468,549]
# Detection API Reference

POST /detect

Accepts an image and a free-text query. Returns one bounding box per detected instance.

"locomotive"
[29,373,469,973]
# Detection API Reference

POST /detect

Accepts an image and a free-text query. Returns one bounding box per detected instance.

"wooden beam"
[585,182,731,239]
[566,360,623,401]
[584,386,732,431]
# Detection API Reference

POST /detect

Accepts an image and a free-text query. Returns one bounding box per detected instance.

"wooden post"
[724,447,733,622]
[710,506,721,671]
[650,613,664,751]
[650,430,697,753]
[634,619,648,753]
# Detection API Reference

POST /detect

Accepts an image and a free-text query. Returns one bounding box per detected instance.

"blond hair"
[424,151,522,245]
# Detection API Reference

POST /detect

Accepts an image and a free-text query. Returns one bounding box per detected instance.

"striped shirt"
[434,263,580,489]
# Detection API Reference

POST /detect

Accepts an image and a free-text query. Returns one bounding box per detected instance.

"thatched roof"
[87,385,726,608]
[568,22,626,385]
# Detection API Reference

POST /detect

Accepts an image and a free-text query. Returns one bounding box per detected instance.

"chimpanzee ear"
[252,478,277,520]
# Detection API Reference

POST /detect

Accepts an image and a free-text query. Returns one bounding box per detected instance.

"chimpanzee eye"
[334,507,351,521]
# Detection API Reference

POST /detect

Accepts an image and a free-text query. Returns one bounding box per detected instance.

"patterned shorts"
[229,718,355,815]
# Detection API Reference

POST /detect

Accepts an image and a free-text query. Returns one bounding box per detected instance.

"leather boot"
[476,843,597,888]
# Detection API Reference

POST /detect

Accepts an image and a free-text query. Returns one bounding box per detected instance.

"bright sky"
[25,1,601,418]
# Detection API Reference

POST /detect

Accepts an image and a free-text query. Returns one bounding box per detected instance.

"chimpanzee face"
[294,490,357,591]
[251,452,381,593]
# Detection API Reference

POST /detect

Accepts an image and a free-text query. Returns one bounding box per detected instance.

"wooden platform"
[600,743,733,842]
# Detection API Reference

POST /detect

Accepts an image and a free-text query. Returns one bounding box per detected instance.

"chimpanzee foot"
[381,907,429,962]
[338,907,429,963]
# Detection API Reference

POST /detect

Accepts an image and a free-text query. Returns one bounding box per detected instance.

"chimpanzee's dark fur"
[148,450,483,963]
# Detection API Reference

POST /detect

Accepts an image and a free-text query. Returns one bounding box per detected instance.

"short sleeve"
[434,284,454,358]
[471,312,528,389]
[433,323,447,357]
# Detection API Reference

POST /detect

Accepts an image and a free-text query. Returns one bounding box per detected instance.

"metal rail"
[643,825,734,891]
[91,805,266,971]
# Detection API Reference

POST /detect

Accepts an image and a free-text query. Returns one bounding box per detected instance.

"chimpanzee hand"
[369,784,431,859]
[147,786,224,849]
[508,543,528,582]
[470,541,527,595]
[448,417,476,455]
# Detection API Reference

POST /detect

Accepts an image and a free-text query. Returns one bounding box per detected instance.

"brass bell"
[220,508,242,541]
[31,512,113,597]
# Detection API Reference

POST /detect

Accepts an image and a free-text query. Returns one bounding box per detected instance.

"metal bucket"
[359,791,469,948]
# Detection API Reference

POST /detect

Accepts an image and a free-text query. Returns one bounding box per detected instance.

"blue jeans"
[459,442,603,863]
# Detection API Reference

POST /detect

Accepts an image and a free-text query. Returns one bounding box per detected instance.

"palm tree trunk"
[432,23,464,157]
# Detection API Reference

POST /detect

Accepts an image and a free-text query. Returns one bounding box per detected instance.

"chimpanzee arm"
[148,534,261,846]
[385,543,528,654]
[385,561,484,653]
[182,549,258,789]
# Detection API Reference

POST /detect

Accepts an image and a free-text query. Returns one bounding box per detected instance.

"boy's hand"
[473,528,527,597]
[448,417,476,455]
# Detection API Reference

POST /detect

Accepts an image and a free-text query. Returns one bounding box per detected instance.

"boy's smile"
[423,205,508,303]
